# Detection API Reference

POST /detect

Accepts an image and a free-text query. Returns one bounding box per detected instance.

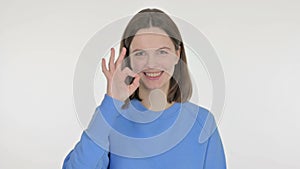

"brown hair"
[120,8,192,105]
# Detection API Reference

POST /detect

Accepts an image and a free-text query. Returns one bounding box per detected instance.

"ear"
[174,46,181,64]
[176,46,181,57]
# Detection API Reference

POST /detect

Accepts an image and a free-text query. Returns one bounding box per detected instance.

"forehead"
[130,27,174,51]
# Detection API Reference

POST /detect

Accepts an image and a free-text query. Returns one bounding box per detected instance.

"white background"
[1,0,300,168]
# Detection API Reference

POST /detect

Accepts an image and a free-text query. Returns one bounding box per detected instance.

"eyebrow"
[157,47,171,50]
[131,47,171,53]
[131,48,144,53]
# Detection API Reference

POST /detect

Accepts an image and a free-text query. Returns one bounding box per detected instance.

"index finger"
[115,47,127,68]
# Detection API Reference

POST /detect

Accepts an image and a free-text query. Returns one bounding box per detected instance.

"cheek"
[130,59,146,73]
[160,60,176,73]
[160,54,179,69]
[164,67,175,77]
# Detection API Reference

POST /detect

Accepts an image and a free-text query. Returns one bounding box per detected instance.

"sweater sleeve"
[62,94,123,169]
[62,132,109,169]
[203,126,227,169]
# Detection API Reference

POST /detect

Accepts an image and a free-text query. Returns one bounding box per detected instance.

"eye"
[158,50,168,55]
[134,51,146,56]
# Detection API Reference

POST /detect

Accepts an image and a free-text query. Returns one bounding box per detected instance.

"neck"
[139,84,174,111]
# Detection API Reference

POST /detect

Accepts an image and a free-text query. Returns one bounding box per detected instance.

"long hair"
[120,8,192,107]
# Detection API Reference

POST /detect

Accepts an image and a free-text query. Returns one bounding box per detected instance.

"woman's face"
[129,27,180,91]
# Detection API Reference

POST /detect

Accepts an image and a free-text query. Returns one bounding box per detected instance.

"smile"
[143,71,163,79]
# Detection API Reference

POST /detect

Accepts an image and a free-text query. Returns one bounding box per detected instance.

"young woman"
[63,8,226,169]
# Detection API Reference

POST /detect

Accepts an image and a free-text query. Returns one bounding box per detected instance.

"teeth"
[145,72,162,77]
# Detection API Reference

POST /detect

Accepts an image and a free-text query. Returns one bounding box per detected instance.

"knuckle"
[123,67,130,72]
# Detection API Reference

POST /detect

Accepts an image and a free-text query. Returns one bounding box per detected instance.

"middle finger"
[108,48,115,71]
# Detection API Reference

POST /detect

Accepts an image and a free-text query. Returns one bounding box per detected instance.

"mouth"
[143,71,163,79]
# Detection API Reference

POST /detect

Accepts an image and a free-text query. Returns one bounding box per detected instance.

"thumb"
[128,75,140,94]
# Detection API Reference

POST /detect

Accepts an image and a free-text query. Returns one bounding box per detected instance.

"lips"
[143,71,163,79]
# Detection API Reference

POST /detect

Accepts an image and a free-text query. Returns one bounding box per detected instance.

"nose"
[146,53,157,67]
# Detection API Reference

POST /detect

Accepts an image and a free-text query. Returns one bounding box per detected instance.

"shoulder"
[181,101,213,124]
[182,101,217,143]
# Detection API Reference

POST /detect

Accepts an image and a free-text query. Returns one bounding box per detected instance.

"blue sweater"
[63,95,226,169]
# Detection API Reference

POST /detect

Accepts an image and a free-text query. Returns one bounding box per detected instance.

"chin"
[140,80,169,91]
[144,84,164,90]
